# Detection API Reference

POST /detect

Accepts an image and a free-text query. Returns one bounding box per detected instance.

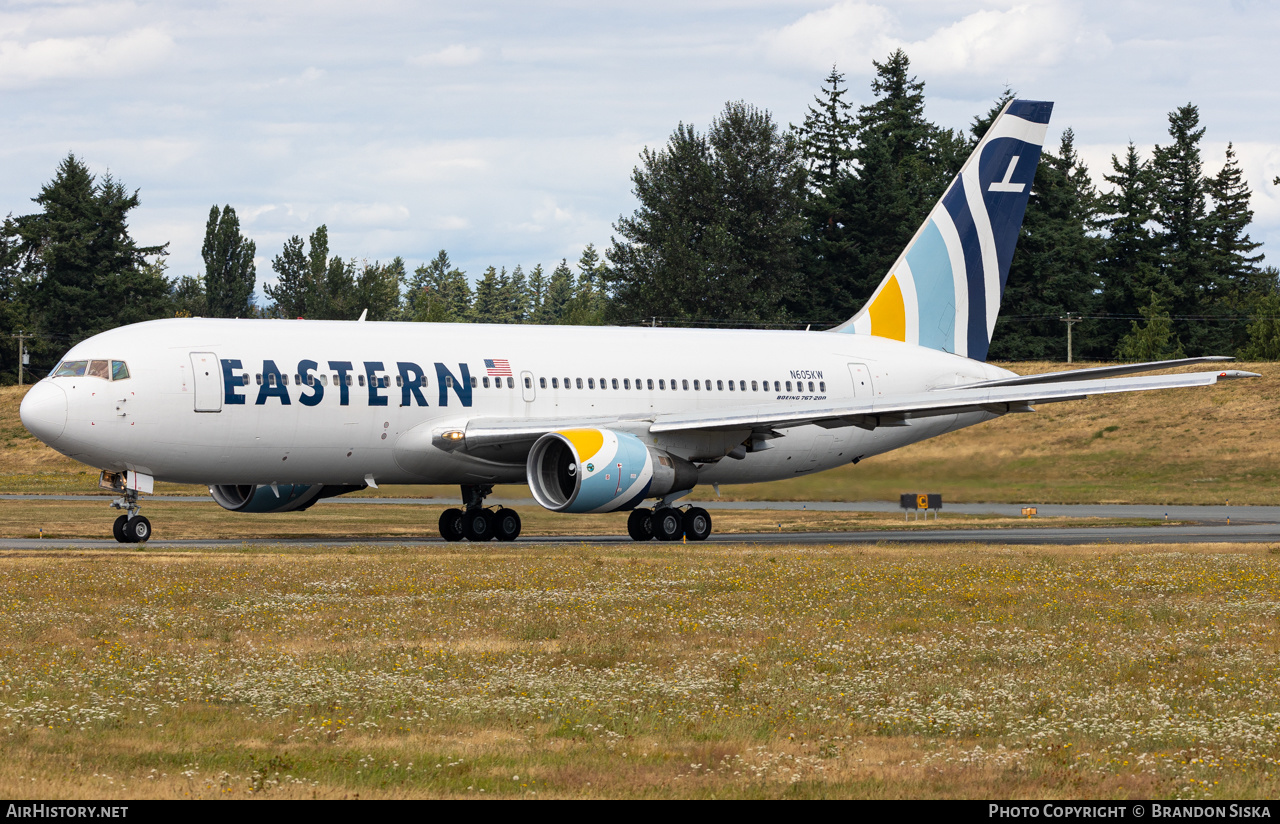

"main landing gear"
[439,484,521,543]
[110,489,151,543]
[627,505,712,542]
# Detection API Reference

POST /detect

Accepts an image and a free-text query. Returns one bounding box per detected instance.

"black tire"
[652,507,684,541]
[113,514,129,543]
[494,508,521,542]
[439,508,465,542]
[125,515,151,543]
[462,508,494,542]
[683,507,712,541]
[627,508,654,541]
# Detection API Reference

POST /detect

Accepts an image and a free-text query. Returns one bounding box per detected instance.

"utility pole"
[1059,313,1082,364]
[11,330,34,386]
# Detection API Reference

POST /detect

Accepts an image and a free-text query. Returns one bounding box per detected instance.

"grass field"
[0,541,1276,799]
[3,360,1278,505]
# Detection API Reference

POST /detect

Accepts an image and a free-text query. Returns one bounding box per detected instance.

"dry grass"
[0,499,1165,541]
[0,541,1276,798]
[3,360,1277,504]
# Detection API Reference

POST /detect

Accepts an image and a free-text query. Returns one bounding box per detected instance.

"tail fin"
[832,98,1053,361]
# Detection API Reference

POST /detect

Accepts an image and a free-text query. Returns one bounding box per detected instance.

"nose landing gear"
[110,489,151,543]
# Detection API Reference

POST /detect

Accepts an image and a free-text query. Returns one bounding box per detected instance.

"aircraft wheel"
[494,508,521,542]
[124,516,151,543]
[652,507,684,541]
[439,508,465,542]
[462,508,495,542]
[112,514,130,543]
[683,507,712,541]
[627,508,654,541]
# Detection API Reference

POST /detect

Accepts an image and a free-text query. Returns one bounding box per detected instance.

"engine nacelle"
[527,428,698,513]
[208,484,362,513]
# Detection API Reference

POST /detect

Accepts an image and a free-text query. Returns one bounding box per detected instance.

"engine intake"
[527,428,697,513]
[208,484,363,513]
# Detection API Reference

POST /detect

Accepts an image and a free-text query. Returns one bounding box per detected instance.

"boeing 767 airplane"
[19,100,1256,543]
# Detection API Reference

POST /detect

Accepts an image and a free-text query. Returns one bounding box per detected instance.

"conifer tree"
[1149,104,1218,353]
[794,66,856,192]
[1205,143,1269,350]
[503,264,529,322]
[471,266,508,323]
[407,251,471,322]
[564,244,607,325]
[1115,293,1185,361]
[1097,144,1166,355]
[538,259,575,324]
[202,205,257,318]
[11,153,169,345]
[988,129,1104,359]
[525,263,547,323]
[1239,284,1280,360]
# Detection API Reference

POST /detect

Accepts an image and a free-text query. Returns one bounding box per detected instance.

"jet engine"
[208,484,363,513]
[527,428,698,513]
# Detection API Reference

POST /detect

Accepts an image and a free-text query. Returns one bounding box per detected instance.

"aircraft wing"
[940,356,1235,390]
[430,369,1256,462]
[647,369,1258,434]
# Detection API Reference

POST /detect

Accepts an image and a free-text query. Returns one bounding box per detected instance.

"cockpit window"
[53,359,131,380]
[53,360,88,377]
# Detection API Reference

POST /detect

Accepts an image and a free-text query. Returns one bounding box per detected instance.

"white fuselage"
[22,318,1016,490]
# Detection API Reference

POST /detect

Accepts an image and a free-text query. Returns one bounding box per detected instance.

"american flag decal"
[484,358,512,377]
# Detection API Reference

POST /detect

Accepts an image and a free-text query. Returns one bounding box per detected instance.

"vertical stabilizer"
[832,99,1053,361]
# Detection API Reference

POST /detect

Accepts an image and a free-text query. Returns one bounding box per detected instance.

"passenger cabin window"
[242,374,250,386]
[445,376,454,388]
[728,380,735,391]
[716,380,723,391]
[774,380,780,391]
[646,379,653,390]
[658,379,665,390]
[588,378,595,389]
[506,377,514,388]
[786,381,792,391]
[539,377,546,389]
[576,378,583,389]
[357,375,365,387]
[255,374,263,385]
[470,376,478,388]
[751,380,757,391]
[693,380,700,390]
[623,378,630,390]
[682,379,689,390]
[483,377,490,388]
[552,377,559,389]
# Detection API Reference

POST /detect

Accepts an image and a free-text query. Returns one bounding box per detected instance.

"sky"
[3,0,1279,301]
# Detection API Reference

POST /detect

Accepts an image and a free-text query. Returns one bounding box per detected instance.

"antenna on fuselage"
[357,308,368,322]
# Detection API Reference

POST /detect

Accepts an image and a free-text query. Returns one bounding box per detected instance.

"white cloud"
[0,25,173,87]
[765,1,1109,80]
[767,2,897,73]
[407,44,482,68]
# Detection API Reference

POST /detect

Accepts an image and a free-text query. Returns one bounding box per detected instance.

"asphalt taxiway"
[1,495,1276,549]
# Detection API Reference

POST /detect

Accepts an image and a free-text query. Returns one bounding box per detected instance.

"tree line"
[3,50,1278,384]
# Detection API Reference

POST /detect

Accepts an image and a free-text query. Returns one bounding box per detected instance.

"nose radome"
[20,380,67,445]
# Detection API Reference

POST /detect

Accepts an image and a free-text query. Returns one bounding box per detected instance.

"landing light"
[442,430,464,441]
